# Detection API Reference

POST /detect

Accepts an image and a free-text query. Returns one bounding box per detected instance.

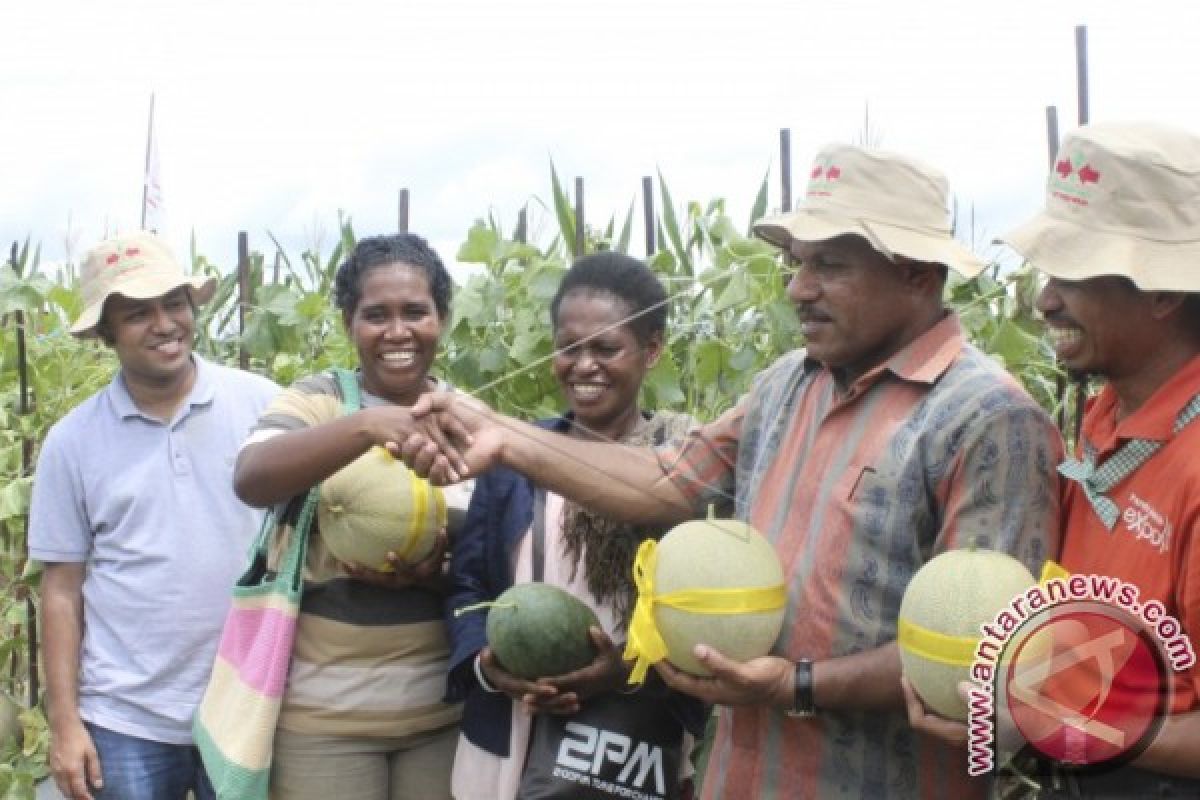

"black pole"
[780,128,793,213]
[1045,105,1061,165]
[515,208,528,244]
[398,189,410,234]
[642,176,656,256]
[1075,25,1090,126]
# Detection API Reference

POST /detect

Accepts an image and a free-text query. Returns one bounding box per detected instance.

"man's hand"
[533,627,630,715]
[343,529,449,591]
[49,717,103,800]
[654,644,793,708]
[361,404,471,483]
[478,647,559,712]
[902,676,969,748]
[397,392,503,484]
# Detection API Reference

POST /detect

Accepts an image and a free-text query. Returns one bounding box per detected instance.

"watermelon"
[481,583,601,680]
[899,547,1036,721]
[318,446,446,571]
[652,513,786,676]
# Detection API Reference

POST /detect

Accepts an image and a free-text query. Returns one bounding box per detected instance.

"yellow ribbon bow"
[623,539,788,684]
[897,559,1072,666]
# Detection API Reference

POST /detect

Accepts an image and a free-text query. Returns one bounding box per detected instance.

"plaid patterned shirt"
[661,314,1063,800]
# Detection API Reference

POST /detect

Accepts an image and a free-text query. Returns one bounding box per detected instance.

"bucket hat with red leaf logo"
[753,142,984,278]
[70,231,216,337]
[1000,121,1200,291]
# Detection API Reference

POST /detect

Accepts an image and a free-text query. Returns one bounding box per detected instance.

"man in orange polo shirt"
[1002,122,1200,795]
[907,122,1200,797]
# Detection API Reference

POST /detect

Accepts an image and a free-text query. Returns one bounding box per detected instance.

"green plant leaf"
[713,270,749,313]
[550,161,577,258]
[457,222,500,265]
[657,171,692,276]
[747,166,770,233]
[616,200,635,254]
[642,354,685,407]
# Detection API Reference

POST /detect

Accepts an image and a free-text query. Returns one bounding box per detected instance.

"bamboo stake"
[780,128,793,213]
[1045,105,1069,432]
[140,94,155,230]
[238,232,250,370]
[7,241,38,707]
[574,177,586,257]
[1071,25,1090,441]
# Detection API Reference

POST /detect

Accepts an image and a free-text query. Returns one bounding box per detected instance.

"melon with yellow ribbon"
[898,547,1036,721]
[317,446,446,571]
[624,510,786,681]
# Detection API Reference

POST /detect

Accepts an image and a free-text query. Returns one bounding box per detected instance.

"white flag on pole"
[142,95,166,232]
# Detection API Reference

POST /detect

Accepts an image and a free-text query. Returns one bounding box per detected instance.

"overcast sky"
[3,0,1197,279]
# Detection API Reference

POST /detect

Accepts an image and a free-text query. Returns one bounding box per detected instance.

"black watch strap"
[786,658,816,718]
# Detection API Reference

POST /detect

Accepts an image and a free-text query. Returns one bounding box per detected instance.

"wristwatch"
[785,658,817,718]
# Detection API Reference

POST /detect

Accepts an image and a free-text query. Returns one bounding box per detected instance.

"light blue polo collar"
[110,354,216,422]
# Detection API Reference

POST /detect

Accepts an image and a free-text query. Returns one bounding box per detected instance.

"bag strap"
[267,367,365,585]
[532,489,547,583]
[332,367,362,414]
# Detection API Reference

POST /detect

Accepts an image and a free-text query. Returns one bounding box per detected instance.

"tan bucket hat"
[70,231,216,337]
[999,122,1200,292]
[753,143,985,278]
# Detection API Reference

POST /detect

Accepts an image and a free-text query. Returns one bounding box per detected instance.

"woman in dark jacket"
[445,252,707,799]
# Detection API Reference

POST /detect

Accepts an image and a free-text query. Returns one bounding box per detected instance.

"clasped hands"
[381,391,495,485]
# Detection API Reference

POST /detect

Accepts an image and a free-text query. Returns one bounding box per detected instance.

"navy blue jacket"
[444,416,707,757]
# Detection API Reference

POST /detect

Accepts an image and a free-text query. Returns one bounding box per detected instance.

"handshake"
[382,391,498,485]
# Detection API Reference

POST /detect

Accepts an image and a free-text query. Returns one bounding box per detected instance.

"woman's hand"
[360,405,472,483]
[399,392,500,484]
[478,647,559,708]
[343,529,449,591]
[532,627,630,715]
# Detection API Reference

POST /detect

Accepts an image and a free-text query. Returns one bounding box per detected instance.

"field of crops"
[0,169,1069,793]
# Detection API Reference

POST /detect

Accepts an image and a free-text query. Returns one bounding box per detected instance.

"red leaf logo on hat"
[106,253,120,265]
[811,166,823,180]
[1055,159,1073,179]
[1077,164,1100,184]
[826,166,841,181]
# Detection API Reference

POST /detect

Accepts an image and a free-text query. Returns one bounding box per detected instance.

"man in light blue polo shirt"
[29,231,278,800]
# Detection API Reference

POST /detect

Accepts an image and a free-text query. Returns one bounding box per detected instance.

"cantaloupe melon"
[899,548,1036,721]
[650,514,786,676]
[318,446,446,571]
[481,583,601,680]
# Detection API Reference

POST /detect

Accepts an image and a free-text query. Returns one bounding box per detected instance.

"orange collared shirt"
[1060,353,1200,711]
